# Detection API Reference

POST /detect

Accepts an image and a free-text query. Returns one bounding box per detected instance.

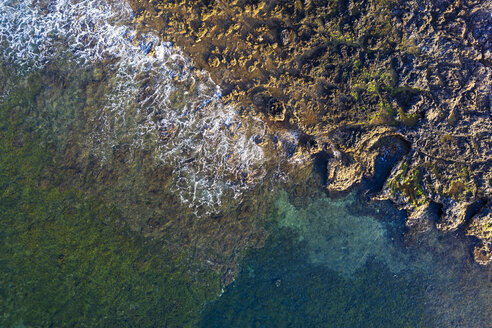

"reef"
[128,0,492,265]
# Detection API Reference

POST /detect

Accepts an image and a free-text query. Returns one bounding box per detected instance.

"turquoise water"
[201,187,492,327]
[201,197,431,327]
[0,1,491,327]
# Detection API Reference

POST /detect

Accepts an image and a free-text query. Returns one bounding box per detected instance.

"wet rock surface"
[128,0,492,264]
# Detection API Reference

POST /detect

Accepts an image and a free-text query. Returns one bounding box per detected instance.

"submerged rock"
[274,191,406,277]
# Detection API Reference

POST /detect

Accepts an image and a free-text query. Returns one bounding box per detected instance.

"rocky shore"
[128,0,491,264]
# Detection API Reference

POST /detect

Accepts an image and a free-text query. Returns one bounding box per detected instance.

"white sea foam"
[0,0,266,213]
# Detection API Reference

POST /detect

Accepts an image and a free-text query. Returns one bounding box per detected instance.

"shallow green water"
[0,67,220,327]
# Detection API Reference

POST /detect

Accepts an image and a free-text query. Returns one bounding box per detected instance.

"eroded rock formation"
[127,0,492,264]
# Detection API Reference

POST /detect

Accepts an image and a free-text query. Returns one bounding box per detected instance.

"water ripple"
[0,0,267,213]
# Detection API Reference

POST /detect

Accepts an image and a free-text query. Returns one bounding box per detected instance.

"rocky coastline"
[127,0,492,265]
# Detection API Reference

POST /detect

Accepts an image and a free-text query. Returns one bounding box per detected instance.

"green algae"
[397,107,419,127]
[0,51,270,285]
[0,67,221,328]
[388,161,427,207]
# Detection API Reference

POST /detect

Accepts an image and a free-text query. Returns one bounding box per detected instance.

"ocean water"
[201,186,492,327]
[0,1,490,327]
[0,0,267,214]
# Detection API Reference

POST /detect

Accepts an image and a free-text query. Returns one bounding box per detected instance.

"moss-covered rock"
[127,0,492,264]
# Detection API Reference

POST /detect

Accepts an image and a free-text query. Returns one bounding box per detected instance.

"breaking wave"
[0,0,267,213]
